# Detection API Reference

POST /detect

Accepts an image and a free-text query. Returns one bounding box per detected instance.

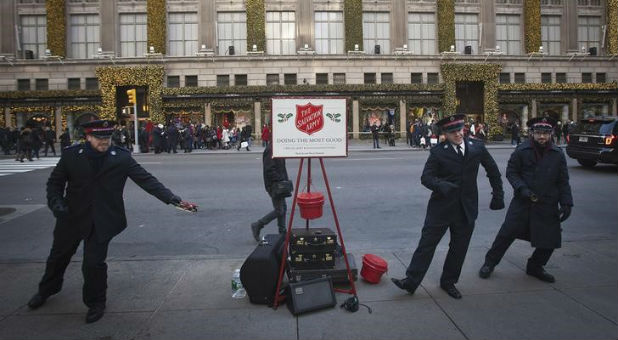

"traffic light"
[127,89,136,105]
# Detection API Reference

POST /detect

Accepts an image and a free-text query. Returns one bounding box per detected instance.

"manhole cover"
[0,207,17,217]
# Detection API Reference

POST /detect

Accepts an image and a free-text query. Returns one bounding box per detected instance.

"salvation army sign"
[272,98,347,158]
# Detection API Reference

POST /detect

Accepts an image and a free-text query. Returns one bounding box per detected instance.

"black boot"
[27,293,49,309]
[250,222,263,242]
[85,304,106,324]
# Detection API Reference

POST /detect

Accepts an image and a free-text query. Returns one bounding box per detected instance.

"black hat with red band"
[436,114,466,133]
[527,116,556,132]
[81,120,116,138]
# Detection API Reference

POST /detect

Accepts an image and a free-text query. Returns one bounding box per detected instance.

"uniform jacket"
[421,137,503,226]
[46,144,177,242]
[498,140,573,249]
[262,143,289,195]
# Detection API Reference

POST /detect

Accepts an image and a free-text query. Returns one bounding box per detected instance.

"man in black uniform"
[250,142,290,241]
[479,117,573,283]
[392,114,504,299]
[27,120,197,323]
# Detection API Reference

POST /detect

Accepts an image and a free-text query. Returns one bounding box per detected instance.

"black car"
[566,116,618,167]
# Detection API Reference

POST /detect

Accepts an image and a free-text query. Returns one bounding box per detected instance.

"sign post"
[271,98,357,308]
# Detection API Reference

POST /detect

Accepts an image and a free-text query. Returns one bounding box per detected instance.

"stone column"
[564,0,578,53]
[601,103,609,115]
[16,112,25,128]
[480,0,496,52]
[391,0,406,50]
[55,107,63,139]
[296,0,314,49]
[530,99,537,119]
[4,108,11,128]
[254,101,261,140]
[521,104,529,132]
[199,0,216,51]
[0,1,16,54]
[561,104,569,123]
[352,100,359,139]
[612,98,617,116]
[66,112,74,140]
[100,0,117,53]
[571,98,578,121]
[205,103,212,126]
[399,100,406,139]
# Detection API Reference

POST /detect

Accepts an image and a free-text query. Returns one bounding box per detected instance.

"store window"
[496,14,521,55]
[455,14,478,54]
[119,13,147,57]
[266,12,296,55]
[70,14,100,59]
[541,15,561,55]
[20,15,47,59]
[217,12,247,56]
[408,13,436,55]
[169,13,198,56]
[315,11,344,55]
[363,12,390,54]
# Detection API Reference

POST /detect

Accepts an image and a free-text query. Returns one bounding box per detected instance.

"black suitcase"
[289,251,335,269]
[240,234,285,305]
[286,277,336,315]
[289,228,337,253]
[288,253,358,284]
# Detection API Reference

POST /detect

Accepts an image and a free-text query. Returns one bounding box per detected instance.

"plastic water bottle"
[231,269,246,298]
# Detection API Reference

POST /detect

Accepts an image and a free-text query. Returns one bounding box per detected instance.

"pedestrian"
[371,122,381,149]
[0,127,10,155]
[59,128,71,153]
[166,124,179,153]
[43,126,57,157]
[250,142,291,241]
[237,126,250,151]
[392,114,504,299]
[31,126,42,159]
[511,122,521,146]
[262,124,271,147]
[17,126,33,162]
[479,117,573,283]
[554,121,563,144]
[26,120,197,324]
[246,124,253,148]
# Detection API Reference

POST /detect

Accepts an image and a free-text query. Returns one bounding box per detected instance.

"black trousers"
[257,195,287,234]
[38,222,110,308]
[485,232,554,269]
[405,221,475,289]
[44,141,56,156]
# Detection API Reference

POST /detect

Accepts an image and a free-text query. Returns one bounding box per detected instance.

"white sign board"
[272,98,348,158]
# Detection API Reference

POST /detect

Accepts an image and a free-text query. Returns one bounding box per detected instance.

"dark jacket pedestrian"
[17,127,33,162]
[166,124,179,153]
[392,114,504,299]
[43,127,57,156]
[371,123,380,149]
[251,142,290,240]
[237,126,250,151]
[511,123,520,145]
[480,117,573,283]
[59,129,71,153]
[27,120,196,324]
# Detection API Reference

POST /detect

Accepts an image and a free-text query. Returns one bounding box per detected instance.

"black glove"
[519,187,538,202]
[50,200,69,218]
[559,205,572,222]
[489,193,505,210]
[438,182,459,196]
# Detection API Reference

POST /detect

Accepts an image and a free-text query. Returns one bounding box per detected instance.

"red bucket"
[360,254,388,284]
[297,192,325,220]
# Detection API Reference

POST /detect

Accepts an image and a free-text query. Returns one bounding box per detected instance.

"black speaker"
[374,45,381,54]
[286,277,336,315]
[464,45,472,55]
[588,47,597,56]
[228,45,235,55]
[25,50,34,59]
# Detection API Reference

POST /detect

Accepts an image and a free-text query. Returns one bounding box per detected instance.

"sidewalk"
[0,239,615,340]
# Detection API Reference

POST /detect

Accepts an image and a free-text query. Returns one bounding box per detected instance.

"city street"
[0,147,616,340]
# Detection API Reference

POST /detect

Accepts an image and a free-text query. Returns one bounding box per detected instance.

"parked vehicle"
[566,116,618,167]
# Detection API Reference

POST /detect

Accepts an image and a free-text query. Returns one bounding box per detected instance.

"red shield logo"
[295,103,324,135]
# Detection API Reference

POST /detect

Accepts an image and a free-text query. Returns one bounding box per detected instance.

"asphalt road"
[0,148,616,262]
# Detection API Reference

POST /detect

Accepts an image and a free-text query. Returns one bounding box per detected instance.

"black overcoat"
[421,138,503,226]
[497,140,573,249]
[262,143,288,195]
[46,144,177,242]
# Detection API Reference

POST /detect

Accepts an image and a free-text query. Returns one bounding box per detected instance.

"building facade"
[0,0,617,140]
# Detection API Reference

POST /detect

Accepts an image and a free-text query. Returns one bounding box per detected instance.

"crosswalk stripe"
[0,158,59,177]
